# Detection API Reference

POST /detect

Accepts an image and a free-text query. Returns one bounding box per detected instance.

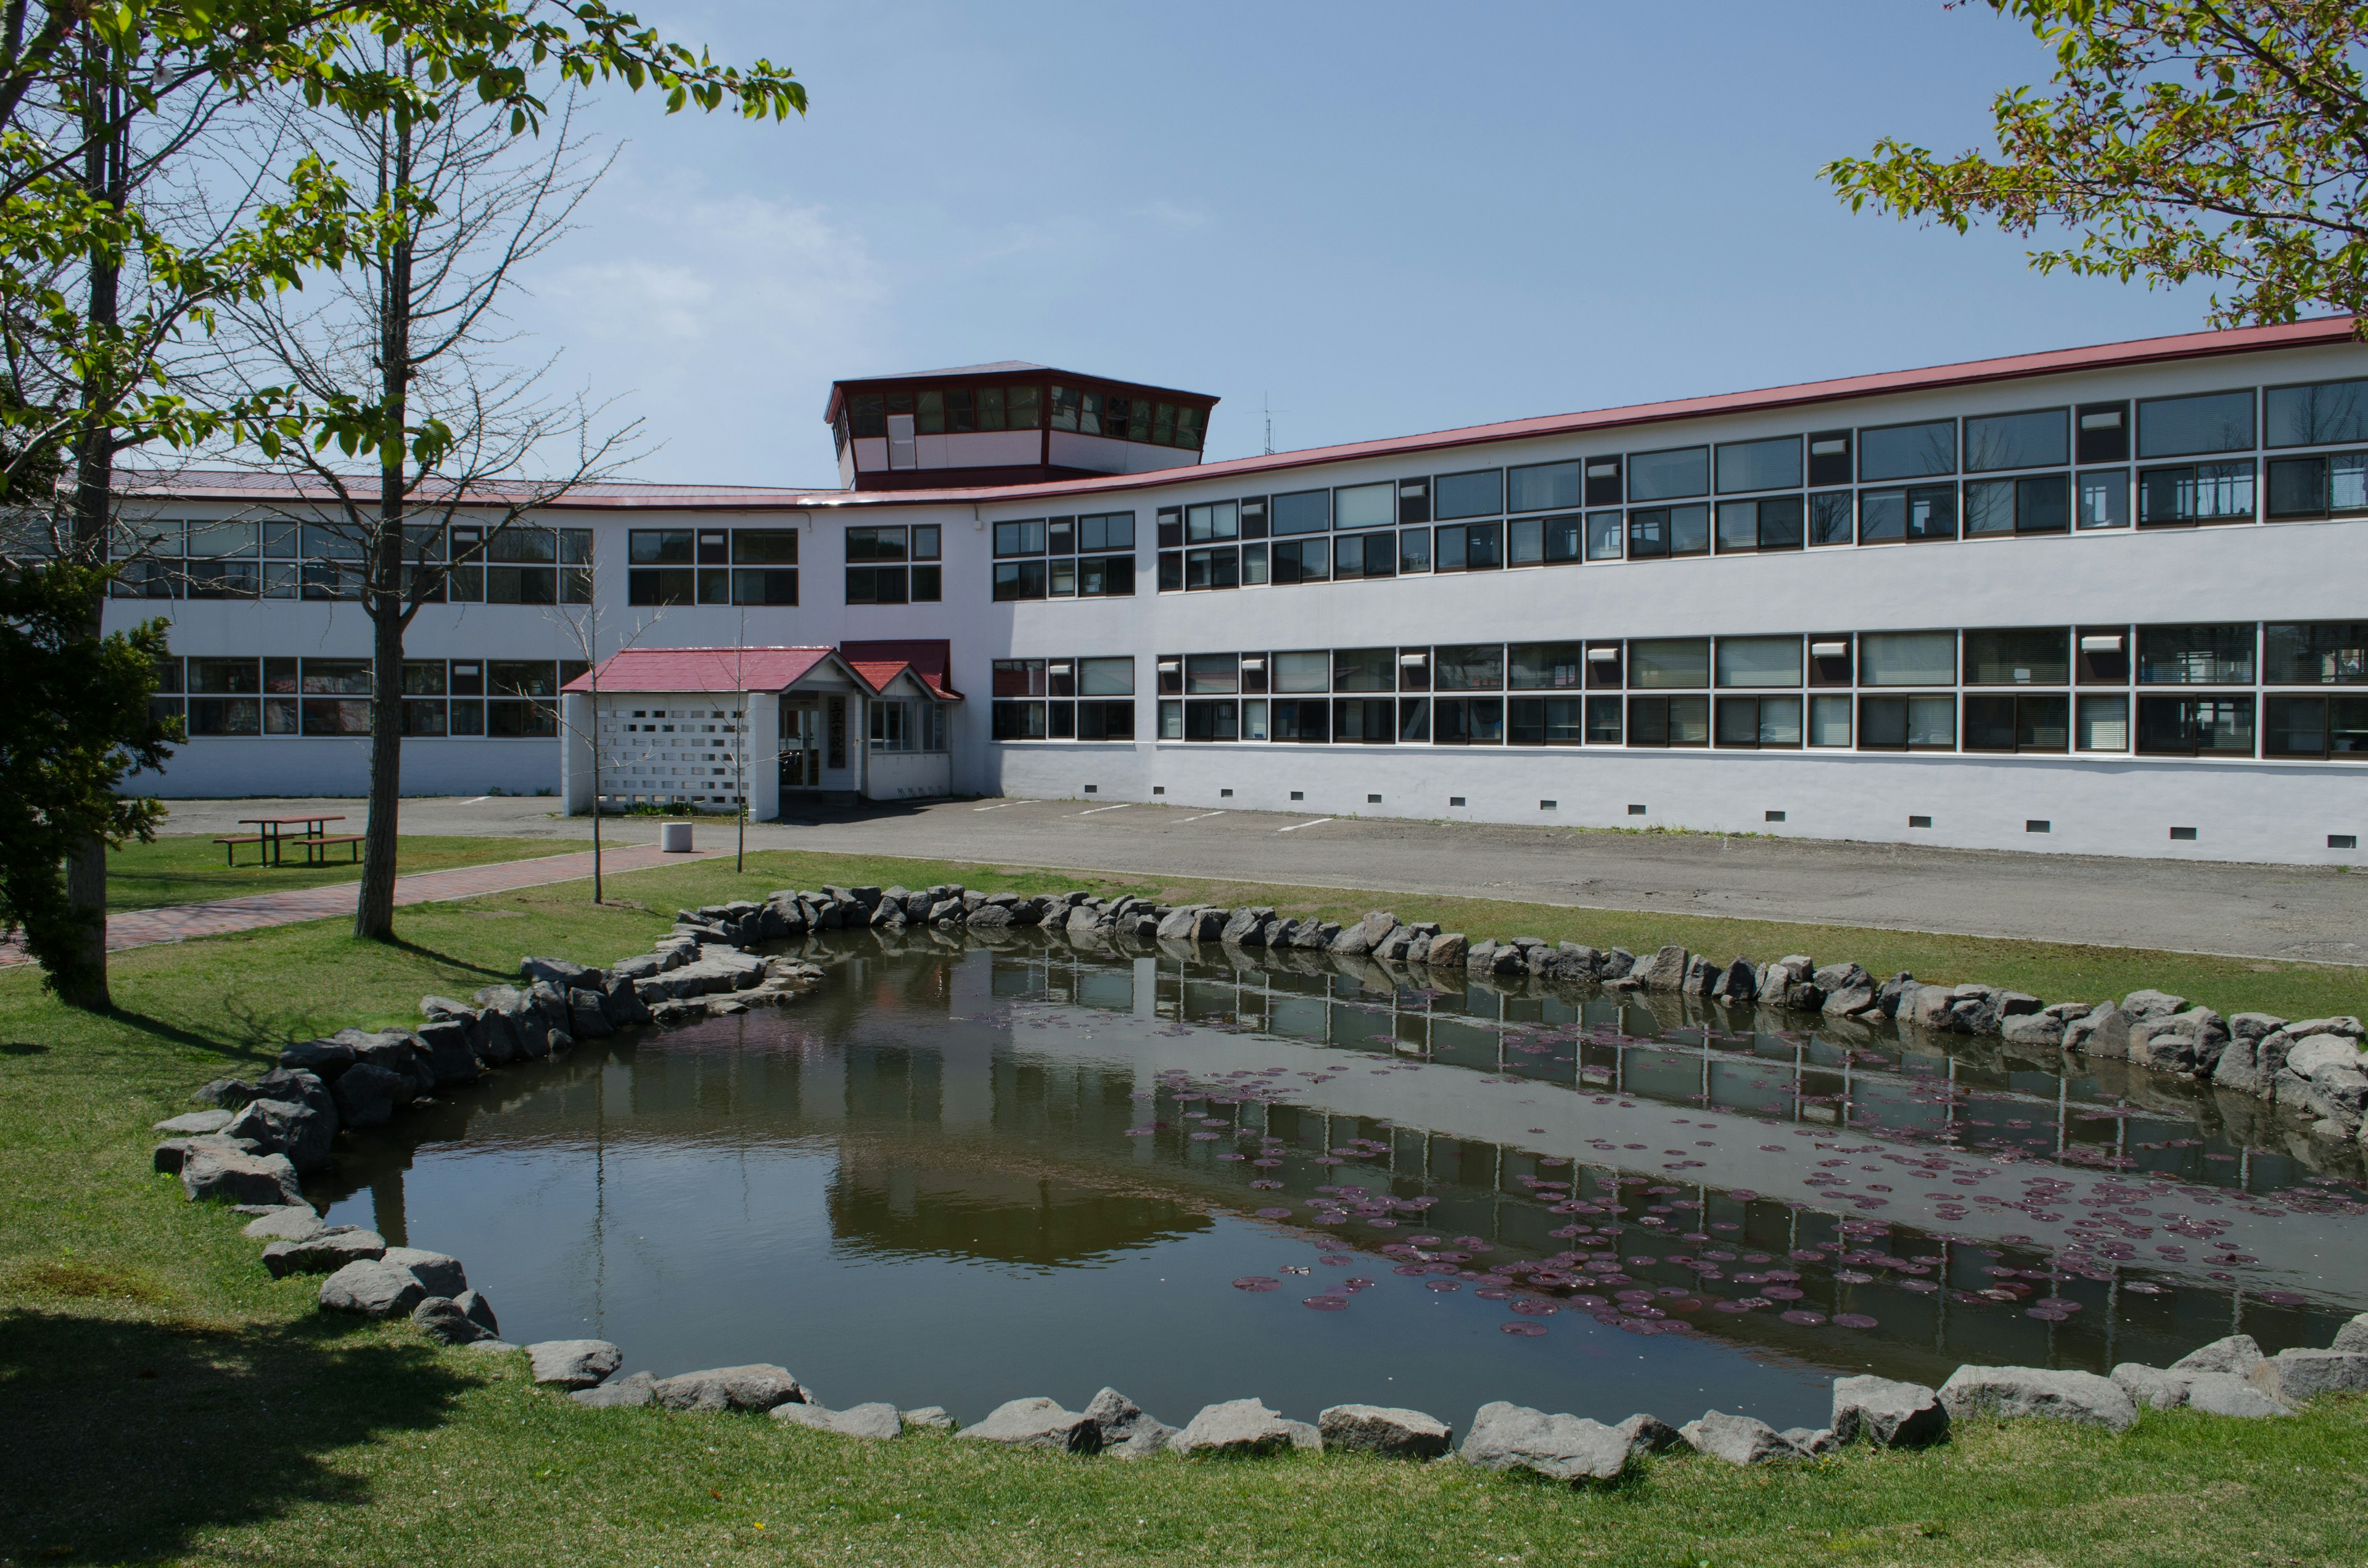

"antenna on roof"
[1262,392,1276,456]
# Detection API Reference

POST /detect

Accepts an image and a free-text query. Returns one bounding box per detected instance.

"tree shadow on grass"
[381,935,512,984]
[0,1308,477,1562]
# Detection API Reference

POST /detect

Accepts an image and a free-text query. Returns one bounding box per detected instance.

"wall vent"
[1083,784,1097,794]
[2026,819,2050,834]
[2332,834,2358,850]
[1220,788,1233,798]
[1367,794,1383,804]
[1627,803,1647,816]
[1765,810,1786,823]
[2170,826,2198,841]
[1290,790,1305,802]
[1909,815,1933,828]
[1450,796,1467,807]
[1152,786,1165,795]
[1540,800,1557,811]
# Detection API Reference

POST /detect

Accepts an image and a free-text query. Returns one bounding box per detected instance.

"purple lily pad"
[1233,1276,1281,1292]
[1832,1312,1879,1329]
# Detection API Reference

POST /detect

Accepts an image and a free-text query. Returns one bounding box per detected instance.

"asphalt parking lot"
[155,793,2368,966]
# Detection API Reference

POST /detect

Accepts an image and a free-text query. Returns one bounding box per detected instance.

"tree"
[1824,1,2368,328]
[548,588,664,905]
[0,558,175,993]
[221,57,634,940]
[0,3,803,1003]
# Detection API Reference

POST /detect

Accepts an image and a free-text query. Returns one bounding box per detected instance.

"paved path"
[154,795,2368,965]
[0,841,715,966]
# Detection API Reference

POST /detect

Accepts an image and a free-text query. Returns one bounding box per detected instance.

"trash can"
[659,821,694,853]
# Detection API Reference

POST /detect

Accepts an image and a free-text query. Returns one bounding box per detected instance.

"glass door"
[779,699,821,789]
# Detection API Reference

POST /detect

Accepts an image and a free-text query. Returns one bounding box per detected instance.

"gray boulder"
[154,1109,234,1135]
[2002,1009,2074,1048]
[652,1364,807,1413]
[155,1133,258,1174]
[1460,1402,1630,1484]
[224,1096,334,1172]
[318,1258,429,1317]
[1830,1375,1947,1447]
[1680,1410,1803,1466]
[1782,1427,1841,1457]
[382,1247,466,1297]
[566,991,616,1041]
[1173,1398,1304,1457]
[1426,933,1468,968]
[771,1402,902,1440]
[1812,962,1872,1000]
[1330,911,1399,958]
[278,1037,356,1080]
[522,956,601,991]
[412,1295,495,1345]
[330,1061,411,1128]
[2121,988,2187,1022]
[451,1288,500,1339]
[1082,1387,1178,1456]
[2247,1349,2368,1403]
[900,1406,956,1431]
[2185,1373,2291,1418]
[1317,1403,1452,1458]
[1938,1365,2136,1431]
[528,1339,623,1390]
[2130,1008,2230,1076]
[2064,1004,2132,1059]
[1220,907,1276,946]
[2110,1363,2190,1411]
[2332,1313,2368,1354]
[956,1396,1102,1453]
[262,1228,387,1278]
[413,1019,481,1086]
[2169,1334,2265,1376]
[572,1371,657,1408]
[240,1205,326,1243]
[181,1145,304,1207]
[1600,948,1636,981]
[1634,944,1690,992]
[1614,1413,1682,1458]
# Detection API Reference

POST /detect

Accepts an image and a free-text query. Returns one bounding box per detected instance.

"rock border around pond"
[151,880,2368,1482]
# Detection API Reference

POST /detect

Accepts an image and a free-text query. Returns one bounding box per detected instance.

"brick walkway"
[0,842,718,967]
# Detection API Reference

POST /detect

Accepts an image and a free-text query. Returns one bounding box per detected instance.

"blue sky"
[512,1,2219,486]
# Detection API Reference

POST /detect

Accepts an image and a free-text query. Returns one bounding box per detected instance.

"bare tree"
[547,594,665,904]
[217,50,637,940]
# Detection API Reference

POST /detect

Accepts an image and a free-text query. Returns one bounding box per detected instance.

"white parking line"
[972,800,1037,811]
[1075,803,1133,816]
[462,795,491,803]
[1178,811,1227,823]
[1277,817,1334,832]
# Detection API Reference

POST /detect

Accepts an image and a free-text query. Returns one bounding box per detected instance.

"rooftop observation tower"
[825,361,1218,491]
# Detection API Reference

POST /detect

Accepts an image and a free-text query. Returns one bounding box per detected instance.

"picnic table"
[215,814,363,868]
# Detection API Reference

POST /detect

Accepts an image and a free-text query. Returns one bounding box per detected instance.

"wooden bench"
[213,834,266,866]
[283,834,365,866]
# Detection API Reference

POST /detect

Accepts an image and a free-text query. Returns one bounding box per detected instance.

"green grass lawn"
[2,849,2364,1566]
[107,834,575,912]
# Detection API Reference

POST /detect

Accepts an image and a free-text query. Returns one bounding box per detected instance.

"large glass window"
[2137,694,2254,756]
[2138,390,2255,458]
[1860,631,1956,686]
[1626,695,1708,747]
[1584,509,1624,560]
[2137,624,2255,684]
[2138,461,2255,524]
[1629,638,1710,689]
[2264,622,2368,684]
[1858,419,1956,481]
[1272,538,1328,583]
[1963,473,2070,535]
[1504,696,1582,745]
[1627,505,1709,558]
[1716,495,1804,552]
[995,519,1046,557]
[992,659,1047,740]
[1332,697,1395,743]
[1858,484,1957,542]
[1809,490,1854,546]
[2077,694,2129,752]
[1079,657,1135,696]
[993,559,1048,601]
[2077,469,2130,529]
[1809,694,1852,747]
[1269,697,1329,743]
[1507,461,1580,514]
[2266,377,2368,448]
[1433,469,1504,520]
[1962,692,2068,753]
[1626,447,1708,502]
[1963,627,2070,685]
[1433,696,1505,745]
[1333,483,1393,530]
[2265,450,2368,520]
[1715,695,1803,748]
[1333,531,1395,580]
[1507,641,1584,690]
[1333,647,1395,692]
[1963,408,2068,472]
[1713,436,1801,494]
[1858,694,1956,750]
[1433,521,1502,571]
[1271,491,1329,536]
[1434,644,1505,691]
[1398,528,1433,573]
[1714,636,1803,688]
[2264,694,2368,757]
[1268,650,1326,694]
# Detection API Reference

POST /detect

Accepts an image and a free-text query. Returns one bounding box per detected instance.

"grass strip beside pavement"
[0,848,2362,1566]
[107,834,578,913]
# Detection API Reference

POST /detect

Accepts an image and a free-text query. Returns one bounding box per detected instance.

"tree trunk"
[353,105,414,941]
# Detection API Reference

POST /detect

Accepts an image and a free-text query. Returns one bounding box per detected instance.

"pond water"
[321,932,2368,1431]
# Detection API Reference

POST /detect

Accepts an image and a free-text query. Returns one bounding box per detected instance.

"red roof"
[842,639,961,700]
[122,317,2362,514]
[562,646,836,694]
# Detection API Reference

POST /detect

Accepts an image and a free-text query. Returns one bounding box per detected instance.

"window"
[1531,513,1582,564]
[1963,408,2068,472]
[1239,654,1269,695]
[1507,461,1580,513]
[1858,484,1957,542]
[1629,638,1709,689]
[2076,628,2130,684]
[1583,457,1622,506]
[1714,695,1803,748]
[1186,653,1240,694]
[1271,697,1330,742]
[1584,695,1622,744]
[300,658,373,737]
[2138,625,2254,685]
[1963,693,2069,753]
[1807,431,1852,487]
[1505,696,1582,745]
[187,657,261,736]
[992,659,1047,739]
[1808,694,1851,747]
[1715,636,1803,688]
[1584,642,1623,689]
[1183,699,1239,741]
[845,525,917,604]
[994,559,1048,601]
[1433,521,1502,570]
[2077,469,2130,529]
[2265,622,2368,684]
[1397,478,1433,525]
[1584,509,1624,560]
[2265,450,2368,520]
[1714,435,1801,494]
[1808,636,1852,686]
[2076,402,2131,464]
[487,661,558,738]
[1397,648,1431,691]
[726,529,799,606]
[1714,495,1804,552]
[1272,537,1328,584]
[1434,644,1505,691]
[1333,530,1396,579]
[1858,419,1955,481]
[1626,447,1708,501]
[1079,656,1134,697]
[2264,694,2368,757]
[1329,696,1394,744]
[1963,627,2070,685]
[1507,641,1584,690]
[1434,469,1503,520]
[1858,694,1956,751]
[1434,696,1505,745]
[1963,474,2070,535]
[628,528,694,605]
[1808,490,1854,546]
[1860,631,1955,686]
[1186,545,1240,590]
[1333,647,1395,692]
[263,657,297,734]
[2266,376,2368,448]
[2138,390,2255,458]
[996,519,1047,557]
[1334,483,1393,530]
[559,530,594,604]
[1627,504,1709,558]
[1077,699,1134,741]
[871,700,948,752]
[1271,490,1329,536]
[1397,697,1431,742]
[1270,650,1328,694]
[1626,696,1709,747]
[2137,694,2255,756]
[2077,694,2128,752]
[2138,461,2255,525]
[1397,527,1433,573]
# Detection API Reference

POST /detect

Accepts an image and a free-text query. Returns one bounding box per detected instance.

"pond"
[321,932,2368,1432]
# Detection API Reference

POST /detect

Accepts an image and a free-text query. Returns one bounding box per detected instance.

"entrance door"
[779,699,822,789]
